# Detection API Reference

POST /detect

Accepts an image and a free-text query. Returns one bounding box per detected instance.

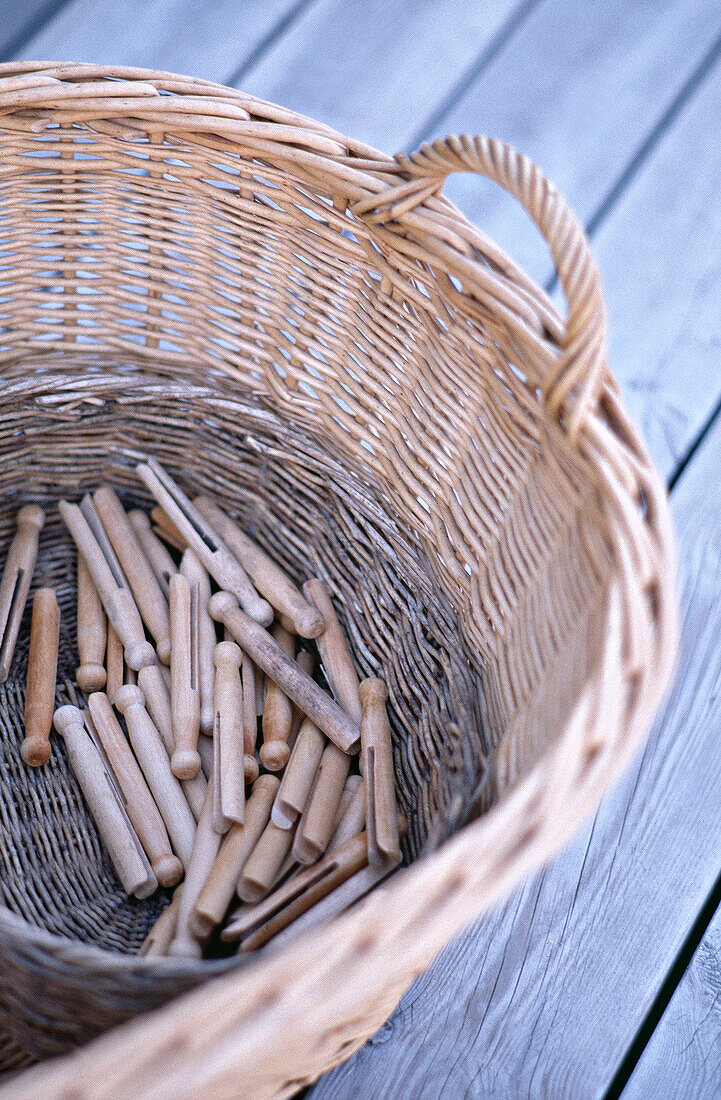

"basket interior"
[0,358,489,951]
[0,112,613,960]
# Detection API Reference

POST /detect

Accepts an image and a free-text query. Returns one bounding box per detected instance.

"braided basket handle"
[395,136,607,437]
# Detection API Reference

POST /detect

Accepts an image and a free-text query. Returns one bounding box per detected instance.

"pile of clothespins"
[0,458,403,957]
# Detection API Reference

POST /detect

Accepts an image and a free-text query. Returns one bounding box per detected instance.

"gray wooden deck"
[5,0,721,1095]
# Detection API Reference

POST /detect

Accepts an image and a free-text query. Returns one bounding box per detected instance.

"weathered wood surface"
[0,0,66,61]
[238,0,525,152]
[624,903,721,1099]
[435,0,721,285]
[593,52,721,481]
[15,0,306,83]
[309,412,721,1097]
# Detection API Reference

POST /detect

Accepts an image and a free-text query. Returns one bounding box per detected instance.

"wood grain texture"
[624,905,721,1099]
[309,413,721,1098]
[239,0,523,151]
[14,0,303,83]
[592,53,721,480]
[433,0,721,286]
[0,0,67,60]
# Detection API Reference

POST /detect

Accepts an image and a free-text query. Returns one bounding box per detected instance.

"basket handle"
[394,135,607,437]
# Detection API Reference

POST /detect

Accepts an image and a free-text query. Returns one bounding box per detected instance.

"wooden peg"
[237,819,296,904]
[194,496,324,638]
[212,641,245,833]
[209,592,359,754]
[293,742,350,864]
[150,505,187,551]
[115,684,196,866]
[94,486,172,665]
[259,623,295,772]
[269,863,398,952]
[169,572,201,780]
[241,652,259,782]
[224,831,371,948]
[332,773,362,831]
[191,774,278,939]
[88,692,183,888]
[128,509,177,598]
[180,549,216,736]
[303,578,362,723]
[137,662,207,821]
[75,554,106,693]
[270,815,406,953]
[138,888,183,957]
[169,782,222,959]
[21,587,59,766]
[0,505,44,682]
[136,460,273,625]
[53,704,157,899]
[328,775,365,853]
[288,650,314,752]
[359,678,400,869]
[58,500,155,671]
[271,718,325,830]
[105,621,124,705]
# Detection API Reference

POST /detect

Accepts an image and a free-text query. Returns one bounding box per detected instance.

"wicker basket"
[0,63,676,1098]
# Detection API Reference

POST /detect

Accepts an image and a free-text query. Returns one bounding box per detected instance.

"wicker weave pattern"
[0,64,676,1096]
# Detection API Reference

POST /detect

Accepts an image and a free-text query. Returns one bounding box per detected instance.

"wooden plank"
[591,51,721,482]
[0,0,67,61]
[624,904,721,1099]
[238,0,526,153]
[430,0,721,287]
[13,0,303,84]
[309,413,721,1098]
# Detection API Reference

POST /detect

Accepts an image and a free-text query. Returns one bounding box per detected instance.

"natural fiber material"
[0,64,676,1097]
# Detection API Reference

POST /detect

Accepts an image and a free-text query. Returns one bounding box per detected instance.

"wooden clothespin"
[223,831,372,949]
[105,621,124,704]
[115,684,196,866]
[260,623,295,772]
[237,818,296,904]
[88,691,183,887]
[138,887,184,957]
[328,774,365,853]
[169,572,201,780]
[209,592,359,754]
[76,553,107,693]
[180,549,216,737]
[22,587,59,766]
[271,718,325,830]
[359,678,400,869]
[137,661,207,821]
[136,460,272,625]
[194,496,324,638]
[58,499,155,671]
[303,578,362,722]
[271,815,406,953]
[293,742,350,864]
[94,485,172,664]
[53,704,157,899]
[212,640,245,833]
[191,774,278,940]
[128,510,177,598]
[0,505,44,682]
[169,782,222,959]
